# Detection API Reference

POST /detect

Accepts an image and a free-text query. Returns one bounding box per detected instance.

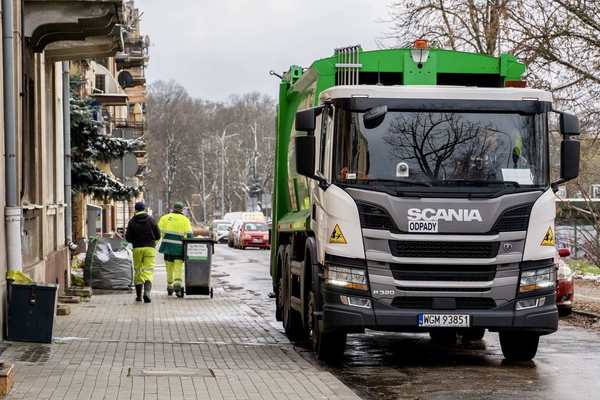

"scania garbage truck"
[270,41,580,362]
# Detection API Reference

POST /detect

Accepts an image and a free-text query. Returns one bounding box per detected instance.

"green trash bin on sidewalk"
[7,283,58,343]
[183,238,215,298]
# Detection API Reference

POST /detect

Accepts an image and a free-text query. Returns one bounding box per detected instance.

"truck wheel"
[499,331,539,361]
[461,328,485,342]
[429,329,457,345]
[308,291,346,363]
[281,246,304,340]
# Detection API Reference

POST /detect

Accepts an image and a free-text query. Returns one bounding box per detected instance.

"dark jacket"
[125,212,161,248]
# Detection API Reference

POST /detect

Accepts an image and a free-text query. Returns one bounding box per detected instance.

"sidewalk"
[1,254,360,400]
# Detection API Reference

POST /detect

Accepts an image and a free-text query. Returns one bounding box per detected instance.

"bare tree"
[145,83,275,220]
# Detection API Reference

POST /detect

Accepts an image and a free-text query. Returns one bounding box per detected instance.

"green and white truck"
[270,42,580,362]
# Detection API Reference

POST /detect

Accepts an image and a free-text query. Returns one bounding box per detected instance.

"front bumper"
[322,287,558,335]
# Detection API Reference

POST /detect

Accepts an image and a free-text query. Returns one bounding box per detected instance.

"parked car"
[211,220,232,243]
[227,220,242,247]
[234,221,270,250]
[556,248,574,316]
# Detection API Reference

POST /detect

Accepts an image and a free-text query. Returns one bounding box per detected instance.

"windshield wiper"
[433,179,521,188]
[353,178,433,187]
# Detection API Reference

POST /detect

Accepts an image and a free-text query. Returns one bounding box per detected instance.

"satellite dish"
[118,70,134,88]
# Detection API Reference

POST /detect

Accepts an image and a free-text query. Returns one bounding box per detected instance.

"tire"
[558,305,572,317]
[309,290,346,363]
[275,246,285,322]
[499,331,539,361]
[227,240,232,248]
[281,245,304,340]
[429,329,458,345]
[461,328,486,342]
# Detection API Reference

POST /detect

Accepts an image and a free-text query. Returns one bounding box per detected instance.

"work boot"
[143,281,152,303]
[174,284,183,298]
[167,287,173,296]
[135,284,143,302]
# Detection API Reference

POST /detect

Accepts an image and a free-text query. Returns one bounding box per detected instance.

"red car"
[235,221,270,250]
[556,248,574,316]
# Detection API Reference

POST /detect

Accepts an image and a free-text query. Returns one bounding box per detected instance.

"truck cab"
[271,43,580,363]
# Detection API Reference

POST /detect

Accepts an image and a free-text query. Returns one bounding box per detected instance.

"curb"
[573,309,600,319]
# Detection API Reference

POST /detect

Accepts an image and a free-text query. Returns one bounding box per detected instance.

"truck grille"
[357,202,400,233]
[389,241,499,259]
[391,296,496,310]
[491,204,533,232]
[390,263,497,282]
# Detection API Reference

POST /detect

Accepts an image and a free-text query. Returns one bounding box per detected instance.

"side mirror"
[295,135,329,190]
[296,108,317,132]
[295,135,316,177]
[560,139,580,181]
[560,112,580,136]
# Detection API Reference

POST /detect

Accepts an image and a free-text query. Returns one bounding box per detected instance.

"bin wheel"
[210,288,214,299]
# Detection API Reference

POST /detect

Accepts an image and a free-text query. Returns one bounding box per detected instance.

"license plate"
[418,313,470,328]
[253,238,262,243]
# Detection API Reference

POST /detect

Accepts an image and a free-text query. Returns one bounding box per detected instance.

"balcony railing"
[113,118,144,130]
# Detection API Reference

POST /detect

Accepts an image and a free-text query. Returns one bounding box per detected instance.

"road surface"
[212,244,600,400]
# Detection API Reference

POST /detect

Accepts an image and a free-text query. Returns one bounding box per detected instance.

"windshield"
[333,107,548,192]
[244,223,268,231]
[217,224,231,231]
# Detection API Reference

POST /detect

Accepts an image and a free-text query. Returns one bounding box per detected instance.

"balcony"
[24,0,124,60]
[116,52,149,69]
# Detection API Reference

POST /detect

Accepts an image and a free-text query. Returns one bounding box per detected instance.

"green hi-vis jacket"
[158,212,193,257]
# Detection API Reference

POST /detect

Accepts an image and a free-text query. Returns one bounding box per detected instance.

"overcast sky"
[136,0,391,101]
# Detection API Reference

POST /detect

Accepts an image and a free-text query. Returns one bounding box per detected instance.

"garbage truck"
[270,41,580,362]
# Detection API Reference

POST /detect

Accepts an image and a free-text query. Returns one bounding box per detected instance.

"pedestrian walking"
[158,202,193,297]
[125,201,161,303]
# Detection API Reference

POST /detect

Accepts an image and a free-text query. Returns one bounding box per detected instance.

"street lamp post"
[217,123,240,218]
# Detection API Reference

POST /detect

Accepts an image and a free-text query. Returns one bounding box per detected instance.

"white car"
[211,220,232,243]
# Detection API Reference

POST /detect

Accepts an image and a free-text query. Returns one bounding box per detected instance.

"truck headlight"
[325,265,368,291]
[519,267,555,294]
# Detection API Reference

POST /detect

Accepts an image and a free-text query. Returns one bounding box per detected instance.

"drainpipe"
[3,0,23,273]
[63,62,72,246]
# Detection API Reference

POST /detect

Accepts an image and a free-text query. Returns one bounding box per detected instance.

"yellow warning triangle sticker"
[541,226,555,246]
[330,224,347,244]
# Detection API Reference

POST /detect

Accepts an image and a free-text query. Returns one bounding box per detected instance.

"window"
[95,74,106,93]
[333,105,549,195]
[319,106,332,174]
[592,185,600,199]
[243,223,267,231]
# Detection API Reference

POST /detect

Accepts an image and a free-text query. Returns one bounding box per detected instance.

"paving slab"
[0,251,360,400]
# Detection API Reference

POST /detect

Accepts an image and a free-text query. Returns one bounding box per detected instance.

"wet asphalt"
[212,244,600,400]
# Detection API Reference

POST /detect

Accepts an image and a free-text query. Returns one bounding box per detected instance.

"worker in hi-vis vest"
[158,202,193,297]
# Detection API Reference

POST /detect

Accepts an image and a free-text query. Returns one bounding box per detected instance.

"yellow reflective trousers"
[133,247,156,285]
[165,259,184,289]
